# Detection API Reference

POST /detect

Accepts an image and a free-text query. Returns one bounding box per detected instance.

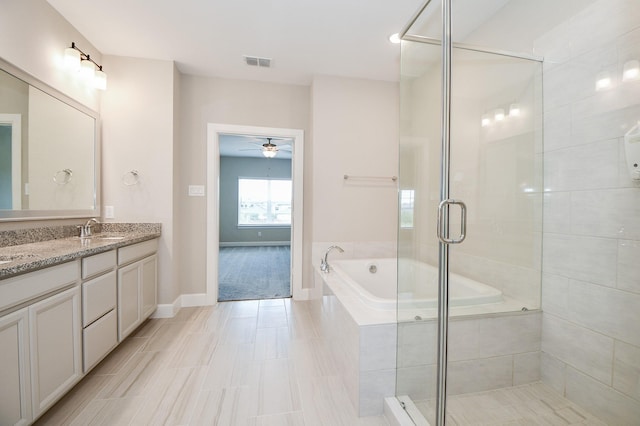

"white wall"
[0,0,101,112]
[310,75,399,264]
[536,1,640,424]
[100,55,178,305]
[178,75,310,295]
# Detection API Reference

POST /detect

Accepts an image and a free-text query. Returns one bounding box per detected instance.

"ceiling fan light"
[262,149,277,158]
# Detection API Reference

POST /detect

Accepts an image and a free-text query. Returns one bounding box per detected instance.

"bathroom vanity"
[0,226,160,425]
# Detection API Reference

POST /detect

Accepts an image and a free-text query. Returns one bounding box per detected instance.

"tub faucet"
[320,245,344,272]
[81,218,99,238]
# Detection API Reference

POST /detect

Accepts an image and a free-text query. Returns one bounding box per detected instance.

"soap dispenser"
[624,121,640,180]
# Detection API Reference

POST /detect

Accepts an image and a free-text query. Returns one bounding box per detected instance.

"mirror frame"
[0,57,100,221]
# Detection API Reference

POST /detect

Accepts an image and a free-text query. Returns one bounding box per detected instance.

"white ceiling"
[219,134,293,159]
[46,0,424,85]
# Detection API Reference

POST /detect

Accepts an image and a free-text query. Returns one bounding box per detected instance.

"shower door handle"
[437,199,467,244]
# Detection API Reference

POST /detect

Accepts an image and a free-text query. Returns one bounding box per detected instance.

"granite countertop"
[0,224,161,280]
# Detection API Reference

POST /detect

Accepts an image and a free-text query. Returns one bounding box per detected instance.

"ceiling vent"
[243,55,272,68]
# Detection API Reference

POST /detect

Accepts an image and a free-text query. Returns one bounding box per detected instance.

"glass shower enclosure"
[396,0,543,424]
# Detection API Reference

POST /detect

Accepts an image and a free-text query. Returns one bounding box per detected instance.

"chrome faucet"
[320,245,344,272]
[80,218,99,238]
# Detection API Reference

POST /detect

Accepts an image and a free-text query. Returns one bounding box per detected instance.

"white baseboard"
[152,289,308,319]
[181,293,216,307]
[219,241,291,247]
[293,287,312,300]
[152,297,182,318]
[151,293,216,318]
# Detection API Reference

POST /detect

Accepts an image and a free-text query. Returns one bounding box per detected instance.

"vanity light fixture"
[64,42,107,90]
[595,70,611,91]
[494,108,505,121]
[389,33,401,44]
[509,103,521,117]
[481,113,491,127]
[622,59,640,81]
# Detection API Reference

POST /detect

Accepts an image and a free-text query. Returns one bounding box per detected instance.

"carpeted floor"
[218,245,291,301]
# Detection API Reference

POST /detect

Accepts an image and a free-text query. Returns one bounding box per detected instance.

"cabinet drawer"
[83,309,117,373]
[82,250,116,280]
[118,239,159,266]
[0,261,79,313]
[82,271,116,327]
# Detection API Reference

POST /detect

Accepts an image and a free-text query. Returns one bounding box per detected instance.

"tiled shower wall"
[537,1,640,423]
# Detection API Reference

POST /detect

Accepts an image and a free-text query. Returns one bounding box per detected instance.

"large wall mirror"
[0,58,99,221]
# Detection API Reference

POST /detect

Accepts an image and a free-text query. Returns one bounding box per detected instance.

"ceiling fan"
[241,137,292,158]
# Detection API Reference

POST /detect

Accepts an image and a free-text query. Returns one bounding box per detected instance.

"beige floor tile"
[190,386,260,426]
[168,331,218,367]
[220,316,258,345]
[140,321,191,352]
[131,317,166,338]
[254,326,290,360]
[68,396,144,426]
[132,366,207,425]
[229,300,260,318]
[96,350,170,399]
[203,343,261,389]
[33,373,112,425]
[90,336,147,376]
[249,411,306,426]
[257,305,289,328]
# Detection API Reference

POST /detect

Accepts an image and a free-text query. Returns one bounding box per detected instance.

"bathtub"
[312,257,536,417]
[330,258,503,311]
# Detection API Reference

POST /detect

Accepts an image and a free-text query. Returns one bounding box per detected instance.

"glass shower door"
[397,1,543,424]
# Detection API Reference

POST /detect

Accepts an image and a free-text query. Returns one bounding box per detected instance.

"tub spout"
[320,245,344,272]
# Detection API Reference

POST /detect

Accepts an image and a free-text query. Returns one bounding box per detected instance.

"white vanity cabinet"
[0,308,31,426]
[0,260,82,424]
[117,239,158,341]
[29,285,82,418]
[81,250,118,373]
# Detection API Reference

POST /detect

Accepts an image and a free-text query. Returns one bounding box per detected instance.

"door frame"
[206,123,304,303]
[0,113,22,209]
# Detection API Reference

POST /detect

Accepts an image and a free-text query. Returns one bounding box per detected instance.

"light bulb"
[623,60,640,81]
[494,108,505,121]
[509,103,521,117]
[262,149,277,158]
[64,47,81,71]
[94,68,107,90]
[595,71,611,91]
[389,33,401,44]
[481,114,491,127]
[80,59,96,81]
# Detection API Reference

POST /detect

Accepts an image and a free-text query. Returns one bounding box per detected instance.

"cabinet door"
[29,286,82,418]
[118,262,141,341]
[141,254,157,319]
[0,308,31,426]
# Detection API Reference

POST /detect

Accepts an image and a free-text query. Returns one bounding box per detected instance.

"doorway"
[206,124,304,304]
[217,134,293,301]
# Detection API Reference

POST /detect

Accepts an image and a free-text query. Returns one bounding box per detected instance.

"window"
[400,189,415,229]
[238,178,292,226]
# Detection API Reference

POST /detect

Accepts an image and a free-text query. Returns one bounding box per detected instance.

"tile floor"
[414,383,608,425]
[35,298,607,425]
[35,299,389,426]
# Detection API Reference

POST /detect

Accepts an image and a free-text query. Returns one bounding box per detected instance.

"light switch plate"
[188,185,205,196]
[104,205,114,218]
